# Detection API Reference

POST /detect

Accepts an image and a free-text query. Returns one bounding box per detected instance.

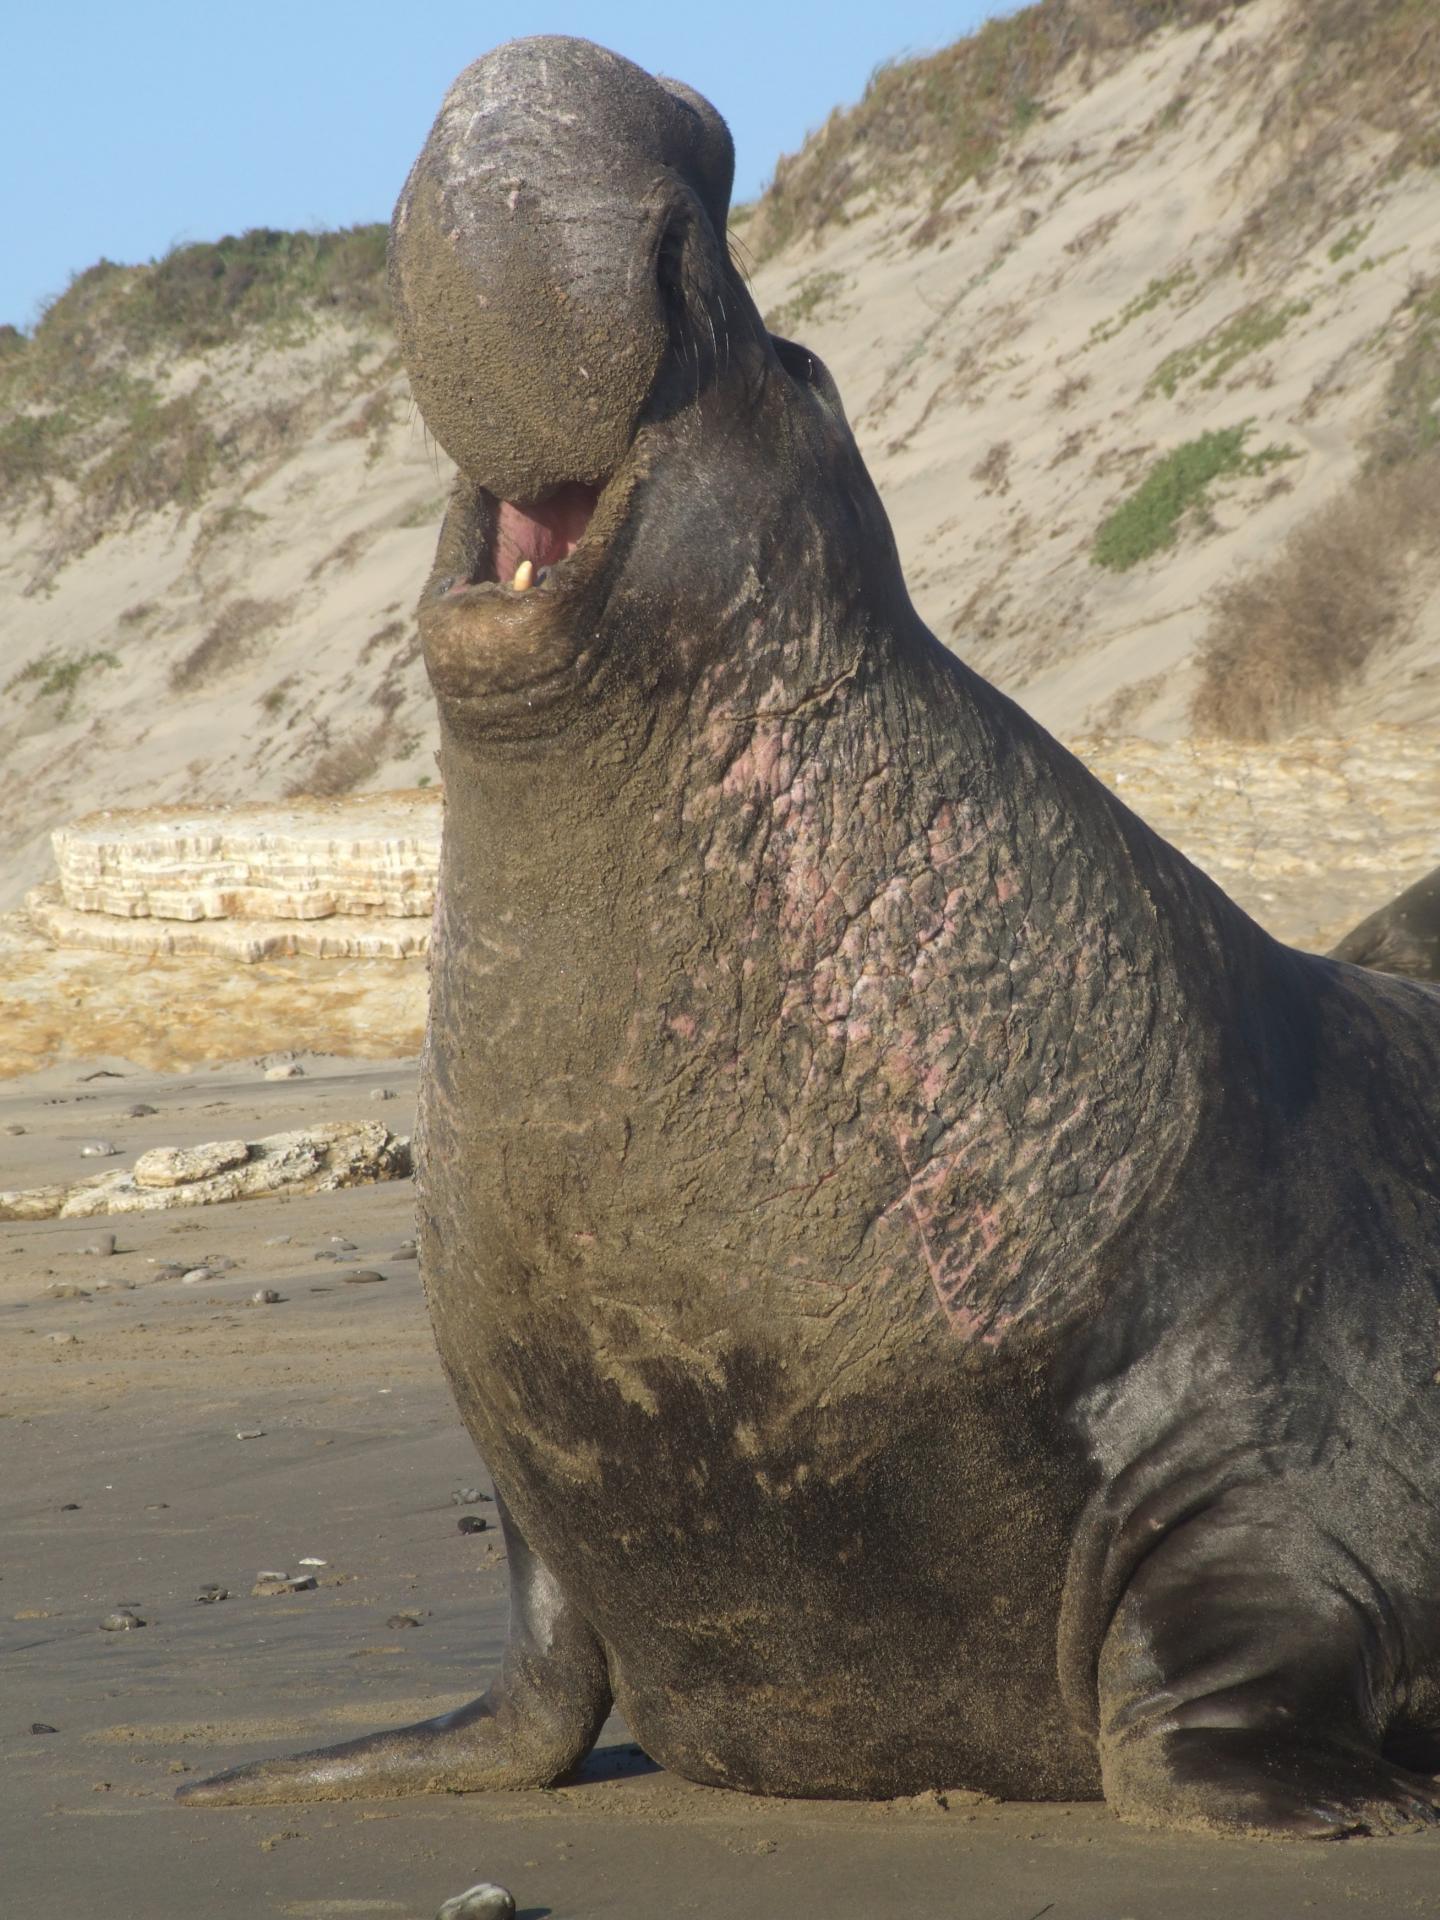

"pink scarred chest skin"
[414,592,1202,1799]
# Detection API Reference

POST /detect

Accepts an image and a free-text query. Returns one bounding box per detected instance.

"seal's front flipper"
[1094,1492,1440,1839]
[178,1497,610,1807]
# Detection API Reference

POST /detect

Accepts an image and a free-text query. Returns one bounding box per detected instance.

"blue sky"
[3,0,1018,332]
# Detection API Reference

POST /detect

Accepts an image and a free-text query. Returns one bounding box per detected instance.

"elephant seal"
[1332,866,1440,983]
[181,38,1440,1838]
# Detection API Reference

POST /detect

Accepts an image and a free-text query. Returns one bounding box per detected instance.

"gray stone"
[436,1885,516,1920]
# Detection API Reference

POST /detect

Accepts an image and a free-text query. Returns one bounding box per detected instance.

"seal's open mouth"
[449,480,602,596]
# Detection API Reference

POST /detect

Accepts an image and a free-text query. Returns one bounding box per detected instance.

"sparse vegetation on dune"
[0,227,391,536]
[746,0,1436,270]
[169,597,290,694]
[746,0,1244,260]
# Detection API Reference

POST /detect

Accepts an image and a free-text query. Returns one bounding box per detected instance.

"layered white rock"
[0,1122,411,1220]
[25,883,431,962]
[52,793,441,922]
[28,792,441,963]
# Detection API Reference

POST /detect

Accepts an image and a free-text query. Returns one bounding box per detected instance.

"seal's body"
[183,39,1440,1838]
[1333,866,1440,983]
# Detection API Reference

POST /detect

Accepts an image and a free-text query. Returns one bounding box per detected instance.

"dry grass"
[168,596,288,694]
[285,720,395,798]
[1190,450,1440,738]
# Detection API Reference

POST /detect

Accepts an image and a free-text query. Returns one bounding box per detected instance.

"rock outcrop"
[25,793,440,962]
[0,1121,412,1220]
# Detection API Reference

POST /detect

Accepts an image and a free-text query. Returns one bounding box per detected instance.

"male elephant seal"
[182,38,1440,1839]
[1332,866,1440,984]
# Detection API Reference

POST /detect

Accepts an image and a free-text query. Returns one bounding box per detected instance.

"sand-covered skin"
[5,1054,1440,1917]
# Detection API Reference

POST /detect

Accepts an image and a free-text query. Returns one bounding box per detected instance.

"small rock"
[235,1428,265,1441]
[46,1331,79,1345]
[328,1235,357,1249]
[4,1122,25,1136]
[343,1269,386,1285]
[264,1234,293,1247]
[195,1584,228,1604]
[312,1250,344,1263]
[436,1884,516,1920]
[297,1557,327,1567]
[180,1268,213,1285]
[46,1283,90,1300]
[386,1613,421,1629]
[127,1103,158,1118]
[60,1502,80,1511]
[249,1289,283,1306]
[452,1488,492,1507]
[390,1240,418,1261]
[78,1232,117,1257]
[30,1722,57,1735]
[81,1142,121,1158]
[251,1574,316,1597]
[99,1609,144,1631]
[369,1087,396,1102]
[457,1515,488,1535]
[265,1063,304,1081]
[205,1255,238,1272]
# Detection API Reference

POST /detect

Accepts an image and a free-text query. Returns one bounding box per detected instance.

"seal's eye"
[771,336,820,386]
[770,334,848,425]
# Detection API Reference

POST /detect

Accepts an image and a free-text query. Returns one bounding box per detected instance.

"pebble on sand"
[195,1584,229,1604]
[436,1884,516,1920]
[251,1573,317,1597]
[370,1086,396,1101]
[78,1232,117,1256]
[30,1723,57,1735]
[180,1268,213,1285]
[80,1142,121,1158]
[127,1104,158,1118]
[457,1515,488,1535]
[99,1610,144,1631]
[264,1062,305,1080]
[391,1240,418,1261]
[452,1488,493,1506]
[46,1331,80,1344]
[343,1269,387,1284]
[235,1428,265,1440]
[250,1289,283,1306]
[386,1613,422,1629]
[5,1123,26,1136]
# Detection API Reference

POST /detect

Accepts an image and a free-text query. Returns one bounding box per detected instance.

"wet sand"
[5,1054,1440,1918]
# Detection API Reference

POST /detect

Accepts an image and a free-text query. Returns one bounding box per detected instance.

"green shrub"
[1091,426,1298,572]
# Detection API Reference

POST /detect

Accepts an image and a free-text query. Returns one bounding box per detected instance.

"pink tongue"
[495,483,598,578]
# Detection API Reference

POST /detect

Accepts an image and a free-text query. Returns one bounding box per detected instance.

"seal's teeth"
[512,559,535,593]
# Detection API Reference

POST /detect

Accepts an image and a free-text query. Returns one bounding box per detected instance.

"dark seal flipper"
[1094,1489,1440,1838]
[178,1497,611,1806]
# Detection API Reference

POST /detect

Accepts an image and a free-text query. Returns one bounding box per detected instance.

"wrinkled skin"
[182,38,1440,1839]
[1332,866,1440,984]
